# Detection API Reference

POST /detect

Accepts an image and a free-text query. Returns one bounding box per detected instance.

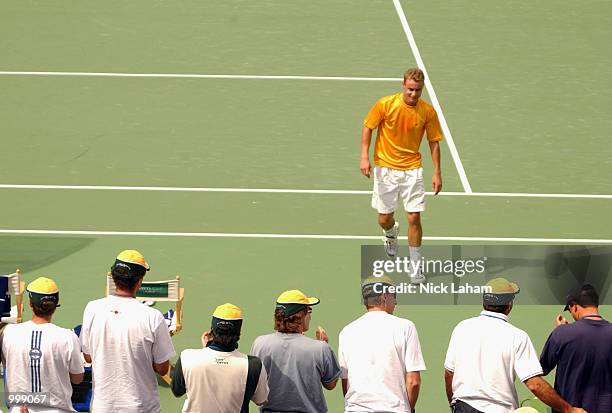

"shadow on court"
[0,235,94,274]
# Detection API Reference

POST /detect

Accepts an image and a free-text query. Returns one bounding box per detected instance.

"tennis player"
[360,68,443,284]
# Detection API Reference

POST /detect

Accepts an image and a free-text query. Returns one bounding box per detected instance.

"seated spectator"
[251,289,341,413]
[540,284,612,413]
[1,277,84,413]
[339,276,425,413]
[80,249,175,413]
[172,303,269,412]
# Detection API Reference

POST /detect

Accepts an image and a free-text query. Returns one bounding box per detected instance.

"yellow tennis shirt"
[364,93,443,170]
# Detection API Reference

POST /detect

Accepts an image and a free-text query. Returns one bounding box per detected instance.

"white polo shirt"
[338,311,426,413]
[1,321,84,413]
[444,311,543,413]
[80,296,176,413]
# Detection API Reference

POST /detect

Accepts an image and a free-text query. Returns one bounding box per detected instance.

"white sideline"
[0,71,401,82]
[0,229,610,243]
[392,0,473,193]
[0,184,610,199]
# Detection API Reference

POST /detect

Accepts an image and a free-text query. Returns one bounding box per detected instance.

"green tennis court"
[1,1,611,411]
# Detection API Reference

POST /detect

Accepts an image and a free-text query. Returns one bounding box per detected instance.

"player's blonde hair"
[403,68,425,83]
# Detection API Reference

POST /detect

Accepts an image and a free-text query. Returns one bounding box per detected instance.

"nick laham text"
[373,282,493,295]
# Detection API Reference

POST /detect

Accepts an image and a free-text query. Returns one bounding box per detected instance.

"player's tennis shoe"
[383,222,400,258]
[409,259,426,284]
[409,272,426,285]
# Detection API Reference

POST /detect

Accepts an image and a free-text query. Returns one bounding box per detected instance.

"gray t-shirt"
[251,332,341,413]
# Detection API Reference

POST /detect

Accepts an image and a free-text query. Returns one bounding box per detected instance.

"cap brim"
[306,297,320,305]
[563,304,569,311]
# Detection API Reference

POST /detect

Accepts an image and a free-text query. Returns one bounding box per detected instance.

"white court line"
[0,184,611,199]
[0,229,610,243]
[392,0,473,194]
[0,71,401,82]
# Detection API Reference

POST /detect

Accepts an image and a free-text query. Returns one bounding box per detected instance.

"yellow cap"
[27,277,59,294]
[213,303,242,320]
[486,277,520,294]
[116,249,149,270]
[276,289,320,306]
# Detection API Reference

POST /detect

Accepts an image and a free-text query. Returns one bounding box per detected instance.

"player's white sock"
[409,246,423,276]
[384,222,397,237]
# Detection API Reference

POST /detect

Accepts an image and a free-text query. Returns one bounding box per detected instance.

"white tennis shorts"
[371,166,425,213]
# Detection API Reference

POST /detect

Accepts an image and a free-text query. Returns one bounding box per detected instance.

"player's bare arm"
[360,126,373,178]
[405,371,421,410]
[429,140,442,194]
[444,369,454,404]
[70,372,84,384]
[524,376,587,413]
[153,360,170,376]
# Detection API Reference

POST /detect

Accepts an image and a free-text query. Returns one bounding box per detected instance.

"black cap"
[111,260,148,279]
[564,284,599,311]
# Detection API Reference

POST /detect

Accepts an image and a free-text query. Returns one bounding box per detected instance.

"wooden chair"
[1,269,26,324]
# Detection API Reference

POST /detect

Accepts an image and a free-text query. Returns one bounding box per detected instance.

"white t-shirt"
[338,311,426,413]
[80,296,175,413]
[444,311,544,413]
[1,321,84,413]
[178,347,268,412]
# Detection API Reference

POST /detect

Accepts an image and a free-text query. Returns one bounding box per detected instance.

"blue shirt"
[540,317,612,413]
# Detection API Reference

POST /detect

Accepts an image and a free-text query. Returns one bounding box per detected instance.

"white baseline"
[0,229,610,244]
[0,71,400,82]
[0,184,610,199]
[392,0,472,194]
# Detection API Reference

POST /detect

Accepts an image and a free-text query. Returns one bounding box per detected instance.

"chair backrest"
[1,270,25,323]
[106,275,180,301]
[4,272,22,296]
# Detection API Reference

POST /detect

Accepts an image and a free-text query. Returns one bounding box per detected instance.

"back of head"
[274,289,319,333]
[210,303,243,350]
[483,278,519,314]
[274,308,307,333]
[110,249,150,292]
[564,284,599,310]
[27,277,61,318]
[361,276,394,309]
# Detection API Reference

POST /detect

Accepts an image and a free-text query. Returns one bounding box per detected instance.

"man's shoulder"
[84,296,110,311]
[453,315,486,331]
[46,323,79,339]
[342,312,415,334]
[251,333,278,351]
[550,321,589,338]
[2,321,28,337]
[416,98,435,110]
[252,332,276,344]
[376,93,402,106]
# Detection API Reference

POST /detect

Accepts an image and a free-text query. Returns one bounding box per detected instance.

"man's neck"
[114,288,136,298]
[367,306,391,314]
[578,307,602,320]
[31,315,52,324]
